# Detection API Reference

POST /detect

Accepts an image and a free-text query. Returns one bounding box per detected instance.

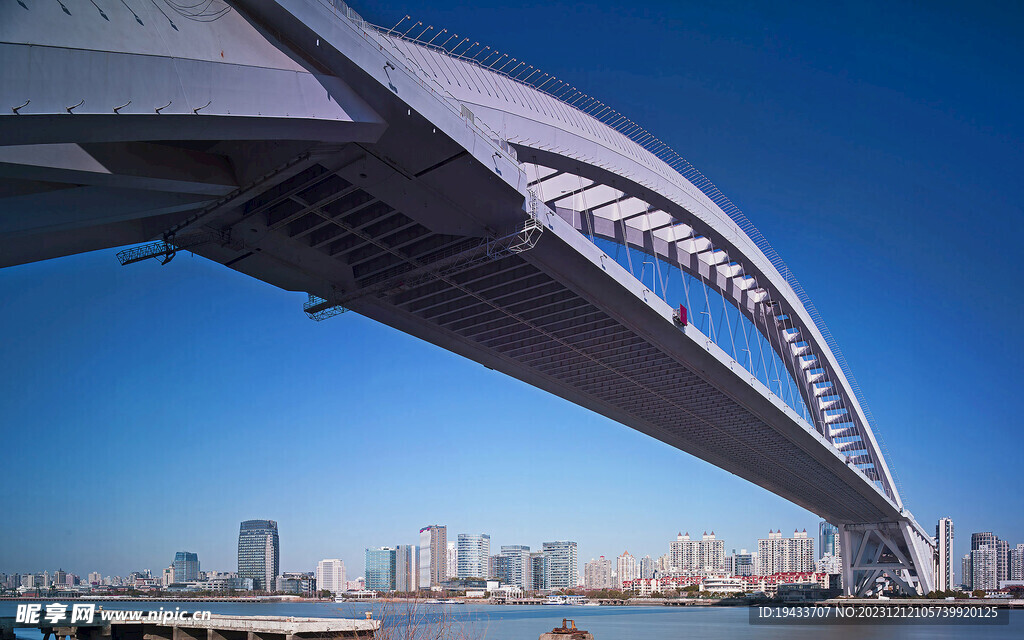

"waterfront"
[2,601,1021,640]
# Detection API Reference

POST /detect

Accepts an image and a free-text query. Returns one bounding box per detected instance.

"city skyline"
[1,0,1021,581]
[6,516,1024,593]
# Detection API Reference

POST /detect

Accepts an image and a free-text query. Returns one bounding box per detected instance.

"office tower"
[640,555,654,580]
[616,551,637,588]
[669,531,726,575]
[162,566,174,587]
[418,525,447,588]
[395,545,418,592]
[88,572,101,585]
[316,559,347,595]
[961,554,972,590]
[173,552,200,583]
[457,533,491,579]
[971,545,997,591]
[365,547,397,592]
[819,521,840,558]
[542,541,578,590]
[496,545,531,588]
[935,518,954,591]
[757,529,815,575]
[530,551,548,591]
[1010,544,1024,581]
[238,519,280,591]
[584,556,613,590]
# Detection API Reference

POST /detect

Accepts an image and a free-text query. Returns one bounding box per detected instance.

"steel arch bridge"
[0,0,935,595]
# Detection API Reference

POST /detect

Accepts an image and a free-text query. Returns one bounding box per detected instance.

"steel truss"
[840,521,936,596]
[303,210,543,321]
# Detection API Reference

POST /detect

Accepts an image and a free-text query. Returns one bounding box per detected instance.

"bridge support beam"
[841,521,935,596]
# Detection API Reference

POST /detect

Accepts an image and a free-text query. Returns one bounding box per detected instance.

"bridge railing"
[315,0,524,180]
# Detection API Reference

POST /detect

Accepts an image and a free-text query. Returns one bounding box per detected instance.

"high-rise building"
[728,549,754,576]
[971,532,996,550]
[457,533,491,579]
[88,572,102,585]
[656,553,672,575]
[418,525,447,588]
[969,532,1003,591]
[365,547,396,592]
[161,566,174,587]
[669,532,725,575]
[1011,544,1024,581]
[639,555,654,580]
[173,552,200,583]
[316,559,346,595]
[616,551,637,588]
[757,529,815,575]
[583,556,613,590]
[961,554,972,590]
[542,541,578,590]
[995,539,1009,584]
[530,552,548,591]
[395,545,418,592]
[935,518,954,591]
[238,519,279,591]
[495,545,531,588]
[446,542,458,579]
[819,521,840,559]
[971,545,998,591]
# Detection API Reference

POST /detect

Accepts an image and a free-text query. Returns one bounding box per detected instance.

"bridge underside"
[0,0,934,595]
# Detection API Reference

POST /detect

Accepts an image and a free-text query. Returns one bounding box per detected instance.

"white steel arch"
[371,27,902,510]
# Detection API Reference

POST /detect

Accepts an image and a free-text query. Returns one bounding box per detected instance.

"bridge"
[1,0,935,596]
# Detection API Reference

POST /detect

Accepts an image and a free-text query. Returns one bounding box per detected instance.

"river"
[2,600,1020,639]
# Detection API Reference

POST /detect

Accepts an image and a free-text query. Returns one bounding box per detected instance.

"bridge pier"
[841,521,935,596]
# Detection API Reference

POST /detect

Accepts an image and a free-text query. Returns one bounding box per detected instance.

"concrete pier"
[10,614,378,640]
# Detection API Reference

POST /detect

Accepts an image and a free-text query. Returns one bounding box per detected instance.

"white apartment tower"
[757,529,815,575]
[584,556,613,590]
[315,559,347,595]
[616,551,638,588]
[669,531,725,575]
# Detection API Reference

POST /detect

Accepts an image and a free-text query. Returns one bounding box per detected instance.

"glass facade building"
[542,541,578,590]
[495,545,531,588]
[172,551,199,583]
[531,552,548,590]
[365,547,397,592]
[237,519,279,591]
[819,521,839,558]
[456,533,491,579]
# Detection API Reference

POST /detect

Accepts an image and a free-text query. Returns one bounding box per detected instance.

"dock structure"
[9,614,378,640]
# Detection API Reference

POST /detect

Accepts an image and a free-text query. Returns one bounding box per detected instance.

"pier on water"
[3,614,379,640]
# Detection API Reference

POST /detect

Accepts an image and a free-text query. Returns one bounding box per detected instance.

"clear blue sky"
[1,0,1021,579]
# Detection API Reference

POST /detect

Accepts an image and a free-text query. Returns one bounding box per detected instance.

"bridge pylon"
[840,521,936,596]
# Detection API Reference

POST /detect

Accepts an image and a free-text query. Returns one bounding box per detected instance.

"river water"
[2,600,1020,640]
